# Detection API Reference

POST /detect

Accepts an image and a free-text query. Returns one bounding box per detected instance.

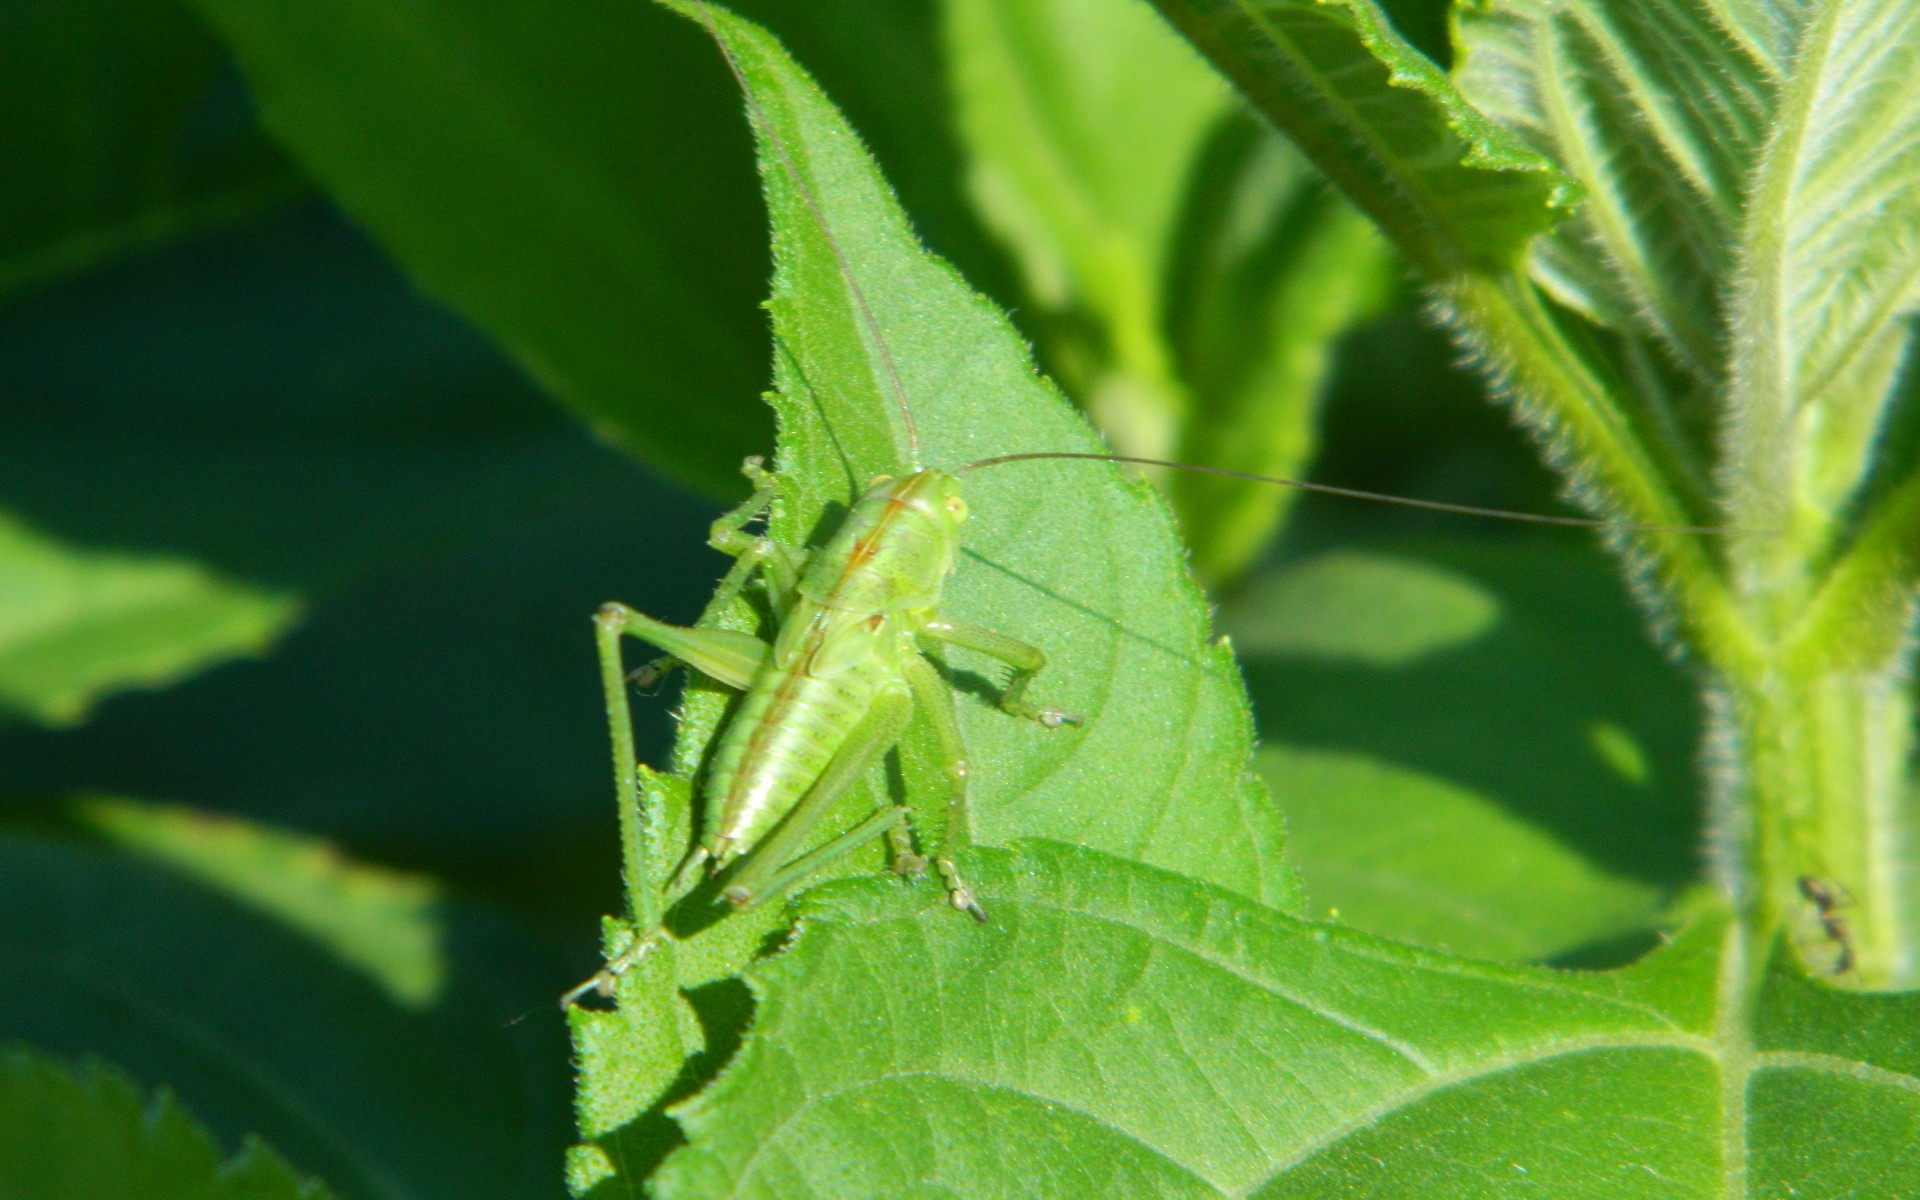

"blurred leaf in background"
[945,0,1395,585]
[0,2,731,1196]
[0,1044,335,1200]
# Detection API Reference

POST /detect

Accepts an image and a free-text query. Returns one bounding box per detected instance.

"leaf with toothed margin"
[0,1045,337,1200]
[567,0,1293,1184]
[658,842,1920,1198]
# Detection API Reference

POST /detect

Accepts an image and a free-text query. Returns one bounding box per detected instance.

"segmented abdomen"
[701,642,885,857]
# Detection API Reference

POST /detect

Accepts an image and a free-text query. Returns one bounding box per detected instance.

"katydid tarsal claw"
[561,1,1739,1011]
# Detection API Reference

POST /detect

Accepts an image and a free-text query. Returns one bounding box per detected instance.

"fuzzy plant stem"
[1447,272,1920,989]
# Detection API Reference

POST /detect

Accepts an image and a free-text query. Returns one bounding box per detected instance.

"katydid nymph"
[562,2,1731,1010]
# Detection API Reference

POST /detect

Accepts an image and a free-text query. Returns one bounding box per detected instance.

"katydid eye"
[946,496,969,521]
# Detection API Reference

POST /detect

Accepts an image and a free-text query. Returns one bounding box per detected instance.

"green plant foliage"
[1231,542,1701,962]
[1448,0,1920,985]
[0,190,636,736]
[1143,0,1575,274]
[656,0,1291,907]
[568,0,1294,1181]
[944,0,1394,584]
[659,846,1920,1196]
[0,1045,333,1200]
[8,0,1919,1193]
[0,514,296,726]
[77,797,445,1007]
[0,831,573,1200]
[1156,0,1920,992]
[183,0,776,495]
[557,4,1920,1192]
[0,0,314,724]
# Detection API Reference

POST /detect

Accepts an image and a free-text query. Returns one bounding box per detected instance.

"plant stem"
[1449,270,1920,988]
[1441,272,1747,668]
[1713,648,1916,988]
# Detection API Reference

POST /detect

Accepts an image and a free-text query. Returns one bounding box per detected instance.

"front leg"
[633,458,803,690]
[919,616,1083,728]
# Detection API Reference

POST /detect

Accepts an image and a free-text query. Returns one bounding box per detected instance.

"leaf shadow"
[1235,540,1702,891]
[580,975,756,1193]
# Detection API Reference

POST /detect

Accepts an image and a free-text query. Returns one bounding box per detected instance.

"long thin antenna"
[963,452,1736,535]
[694,2,924,470]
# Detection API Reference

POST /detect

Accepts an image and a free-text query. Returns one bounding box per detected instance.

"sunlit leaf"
[1145,0,1575,274]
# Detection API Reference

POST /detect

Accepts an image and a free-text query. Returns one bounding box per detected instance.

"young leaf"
[0,1045,336,1200]
[1455,0,1920,985]
[661,844,1920,1196]
[1144,0,1575,274]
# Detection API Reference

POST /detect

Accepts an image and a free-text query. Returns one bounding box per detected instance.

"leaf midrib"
[736,878,1719,1194]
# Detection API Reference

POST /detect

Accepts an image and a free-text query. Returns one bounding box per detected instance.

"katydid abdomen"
[702,608,907,862]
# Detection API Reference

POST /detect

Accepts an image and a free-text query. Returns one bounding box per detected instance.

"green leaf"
[1453,0,1920,985]
[571,0,1292,1174]
[1226,541,1702,959]
[1144,0,1574,274]
[1262,746,1661,963]
[945,0,1396,584]
[0,202,625,729]
[1163,118,1394,582]
[0,1045,335,1200]
[0,831,575,1200]
[1452,0,1920,584]
[1456,0,1920,534]
[75,797,444,1008]
[670,0,1289,903]
[659,843,1920,1196]
[0,0,303,302]
[185,0,776,495]
[0,512,296,726]
[944,0,1230,457]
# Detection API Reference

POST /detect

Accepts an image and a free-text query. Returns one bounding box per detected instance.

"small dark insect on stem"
[1797,875,1856,976]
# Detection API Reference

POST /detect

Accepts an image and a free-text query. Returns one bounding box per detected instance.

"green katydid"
[562,1,1733,1010]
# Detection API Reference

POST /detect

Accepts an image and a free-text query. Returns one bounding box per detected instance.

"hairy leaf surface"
[1144,0,1574,273]
[662,844,1920,1197]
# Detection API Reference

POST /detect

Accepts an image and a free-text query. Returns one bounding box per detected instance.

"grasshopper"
[560,445,1078,1009]
[561,2,1735,1009]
